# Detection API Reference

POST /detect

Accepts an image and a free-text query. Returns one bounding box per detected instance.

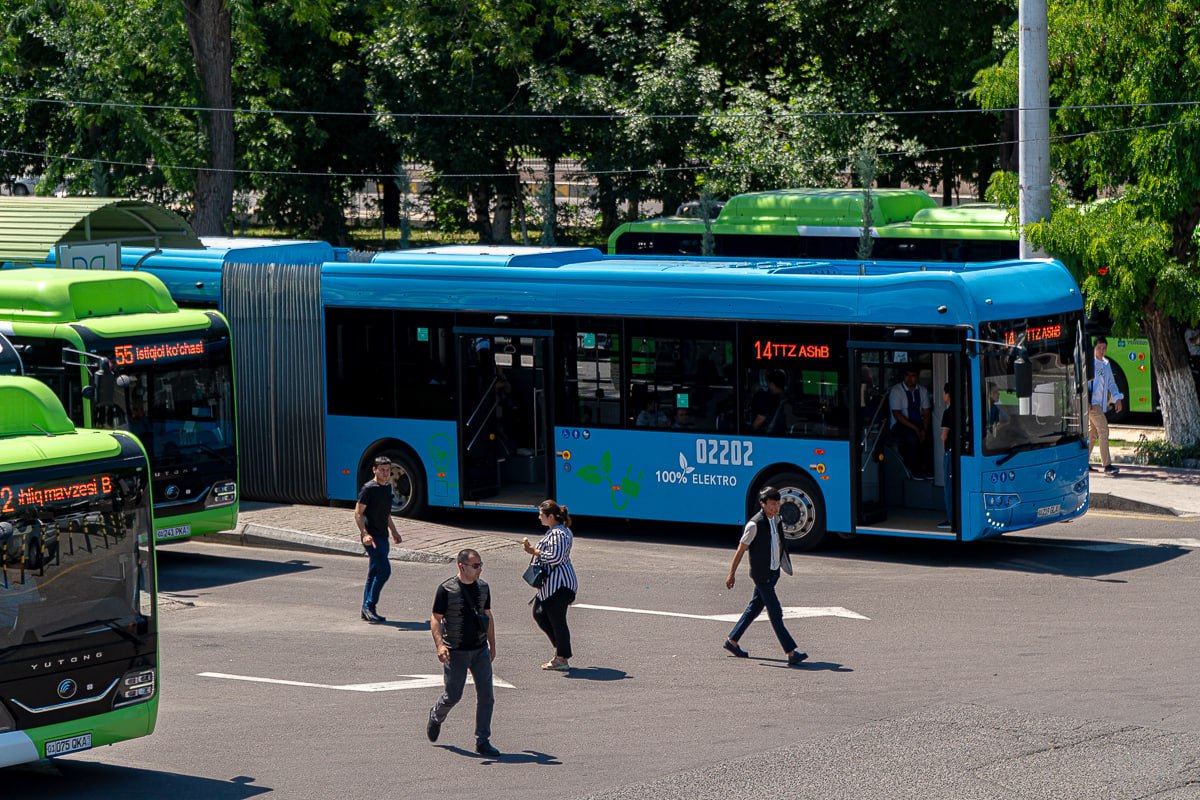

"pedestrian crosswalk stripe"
[573,603,869,622]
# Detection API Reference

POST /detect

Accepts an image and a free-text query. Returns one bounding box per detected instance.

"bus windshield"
[0,453,154,659]
[91,333,236,471]
[980,313,1086,457]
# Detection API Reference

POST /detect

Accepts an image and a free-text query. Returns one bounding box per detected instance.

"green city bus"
[0,269,238,541]
[0,375,158,768]
[609,188,1154,419]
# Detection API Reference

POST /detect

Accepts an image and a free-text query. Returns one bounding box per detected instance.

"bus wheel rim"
[778,488,815,538]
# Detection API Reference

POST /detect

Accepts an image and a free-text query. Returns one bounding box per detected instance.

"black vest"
[747,512,781,582]
[438,576,490,650]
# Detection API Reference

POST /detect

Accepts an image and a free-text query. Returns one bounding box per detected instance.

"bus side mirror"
[1014,349,1033,414]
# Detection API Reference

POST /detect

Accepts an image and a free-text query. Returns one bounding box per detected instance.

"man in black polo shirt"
[355,456,403,623]
[722,486,807,666]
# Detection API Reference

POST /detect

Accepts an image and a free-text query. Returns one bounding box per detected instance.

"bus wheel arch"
[360,440,428,518]
[749,467,827,551]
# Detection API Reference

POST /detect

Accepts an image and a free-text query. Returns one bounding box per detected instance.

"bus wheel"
[380,451,427,518]
[764,472,827,551]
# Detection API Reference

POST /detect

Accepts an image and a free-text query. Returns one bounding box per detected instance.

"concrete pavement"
[201,459,1198,563]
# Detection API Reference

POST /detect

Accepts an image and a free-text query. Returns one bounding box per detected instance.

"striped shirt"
[534,525,577,601]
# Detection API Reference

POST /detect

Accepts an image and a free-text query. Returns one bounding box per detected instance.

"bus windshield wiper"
[996,433,1069,465]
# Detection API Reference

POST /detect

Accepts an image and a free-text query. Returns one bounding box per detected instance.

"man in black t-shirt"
[355,456,402,623]
[749,370,787,433]
[427,548,499,757]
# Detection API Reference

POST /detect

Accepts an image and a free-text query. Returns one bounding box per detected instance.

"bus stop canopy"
[0,197,202,265]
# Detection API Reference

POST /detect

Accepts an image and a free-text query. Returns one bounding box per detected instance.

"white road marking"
[573,603,869,621]
[1123,538,1200,549]
[198,673,516,691]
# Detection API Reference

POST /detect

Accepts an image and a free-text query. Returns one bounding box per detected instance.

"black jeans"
[532,587,576,660]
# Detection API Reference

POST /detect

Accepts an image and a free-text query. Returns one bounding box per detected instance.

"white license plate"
[1036,504,1061,518]
[45,733,93,757]
[156,524,191,540]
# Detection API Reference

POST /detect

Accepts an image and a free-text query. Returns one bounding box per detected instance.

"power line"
[4,92,1200,121]
[1,118,1195,184]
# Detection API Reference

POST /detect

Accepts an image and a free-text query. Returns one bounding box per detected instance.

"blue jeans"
[728,570,797,653]
[942,450,953,523]
[432,646,494,743]
[362,536,391,610]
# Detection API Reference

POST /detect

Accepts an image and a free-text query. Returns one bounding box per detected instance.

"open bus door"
[850,343,962,537]
[456,330,553,509]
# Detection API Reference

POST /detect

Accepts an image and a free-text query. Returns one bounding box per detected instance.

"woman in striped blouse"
[522,499,578,671]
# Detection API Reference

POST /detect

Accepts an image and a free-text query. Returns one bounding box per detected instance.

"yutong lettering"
[30,651,104,671]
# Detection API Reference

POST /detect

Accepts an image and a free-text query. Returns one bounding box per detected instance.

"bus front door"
[456,332,552,508]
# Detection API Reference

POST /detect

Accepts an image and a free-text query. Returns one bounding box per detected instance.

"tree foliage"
[976,0,1200,444]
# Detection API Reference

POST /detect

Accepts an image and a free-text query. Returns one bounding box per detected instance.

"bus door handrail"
[465,377,499,452]
[862,398,889,473]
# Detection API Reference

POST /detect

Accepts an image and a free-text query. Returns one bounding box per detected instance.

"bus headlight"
[206,481,238,508]
[114,668,156,707]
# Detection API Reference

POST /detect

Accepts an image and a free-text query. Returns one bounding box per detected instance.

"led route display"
[1,476,114,512]
[752,340,831,361]
[1003,324,1063,346]
[113,340,205,367]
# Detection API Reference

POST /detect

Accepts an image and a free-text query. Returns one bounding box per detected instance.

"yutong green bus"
[0,376,158,768]
[0,269,238,541]
[609,188,1155,419]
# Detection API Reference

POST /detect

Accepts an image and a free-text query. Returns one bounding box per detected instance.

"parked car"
[674,199,725,218]
[2,176,38,196]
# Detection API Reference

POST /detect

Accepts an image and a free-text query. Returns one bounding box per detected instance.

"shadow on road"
[3,760,271,799]
[155,548,319,592]
[562,666,629,681]
[436,745,562,766]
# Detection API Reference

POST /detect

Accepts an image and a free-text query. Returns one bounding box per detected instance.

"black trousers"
[532,587,576,659]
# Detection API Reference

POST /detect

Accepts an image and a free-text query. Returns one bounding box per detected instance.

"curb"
[1087,492,1181,517]
[207,523,454,563]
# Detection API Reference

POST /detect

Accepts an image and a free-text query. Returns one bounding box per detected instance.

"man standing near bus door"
[889,367,931,478]
[722,487,807,667]
[1088,338,1123,475]
[356,455,403,623]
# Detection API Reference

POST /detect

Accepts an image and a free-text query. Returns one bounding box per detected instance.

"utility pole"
[1018,0,1051,258]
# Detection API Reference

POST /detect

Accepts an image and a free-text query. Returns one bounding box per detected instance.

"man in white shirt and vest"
[1089,338,1124,475]
[722,487,807,666]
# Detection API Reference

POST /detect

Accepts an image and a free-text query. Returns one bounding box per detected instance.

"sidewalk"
[207,500,522,563]
[1087,464,1200,517]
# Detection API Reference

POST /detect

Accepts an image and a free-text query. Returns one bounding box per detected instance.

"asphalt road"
[5,509,1199,799]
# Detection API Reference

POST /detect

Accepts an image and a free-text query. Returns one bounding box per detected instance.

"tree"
[181,0,234,234]
[974,0,1200,445]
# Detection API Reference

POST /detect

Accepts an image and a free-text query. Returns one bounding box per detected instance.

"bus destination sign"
[752,340,831,361]
[1003,324,1063,346]
[1,475,114,512]
[113,340,206,367]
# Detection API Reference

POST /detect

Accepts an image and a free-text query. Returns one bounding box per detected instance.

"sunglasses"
[463,562,483,569]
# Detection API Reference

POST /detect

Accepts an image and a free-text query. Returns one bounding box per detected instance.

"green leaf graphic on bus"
[577,451,642,509]
[576,465,604,485]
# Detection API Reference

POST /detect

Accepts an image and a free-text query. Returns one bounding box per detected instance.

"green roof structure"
[0,197,201,264]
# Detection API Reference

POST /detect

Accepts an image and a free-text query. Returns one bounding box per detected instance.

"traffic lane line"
[198,672,516,691]
[572,603,869,621]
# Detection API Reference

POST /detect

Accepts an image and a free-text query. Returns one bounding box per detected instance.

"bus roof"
[0,378,131,466]
[718,188,937,226]
[371,245,604,268]
[323,249,1082,328]
[878,204,1018,241]
[0,267,180,323]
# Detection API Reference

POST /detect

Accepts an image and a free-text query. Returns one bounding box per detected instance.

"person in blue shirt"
[1088,338,1124,475]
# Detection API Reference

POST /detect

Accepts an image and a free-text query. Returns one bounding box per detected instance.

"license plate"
[45,733,92,757]
[1036,504,1061,518]
[156,524,191,540]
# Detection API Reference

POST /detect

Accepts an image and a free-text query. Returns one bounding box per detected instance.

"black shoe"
[723,640,749,658]
[936,520,951,530]
[361,607,384,623]
[426,709,441,743]
[787,651,809,666]
[475,739,500,757]
[1103,465,1120,475]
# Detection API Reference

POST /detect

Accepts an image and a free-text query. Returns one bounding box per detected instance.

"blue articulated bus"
[45,238,342,309]
[225,246,1090,549]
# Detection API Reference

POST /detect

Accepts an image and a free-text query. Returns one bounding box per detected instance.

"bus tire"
[759,471,826,551]
[379,450,427,518]
[1106,366,1131,423]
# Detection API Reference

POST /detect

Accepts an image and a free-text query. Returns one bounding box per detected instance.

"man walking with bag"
[427,548,500,757]
[722,486,807,666]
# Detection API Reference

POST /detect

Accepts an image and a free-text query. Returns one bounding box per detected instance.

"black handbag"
[522,558,548,588]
